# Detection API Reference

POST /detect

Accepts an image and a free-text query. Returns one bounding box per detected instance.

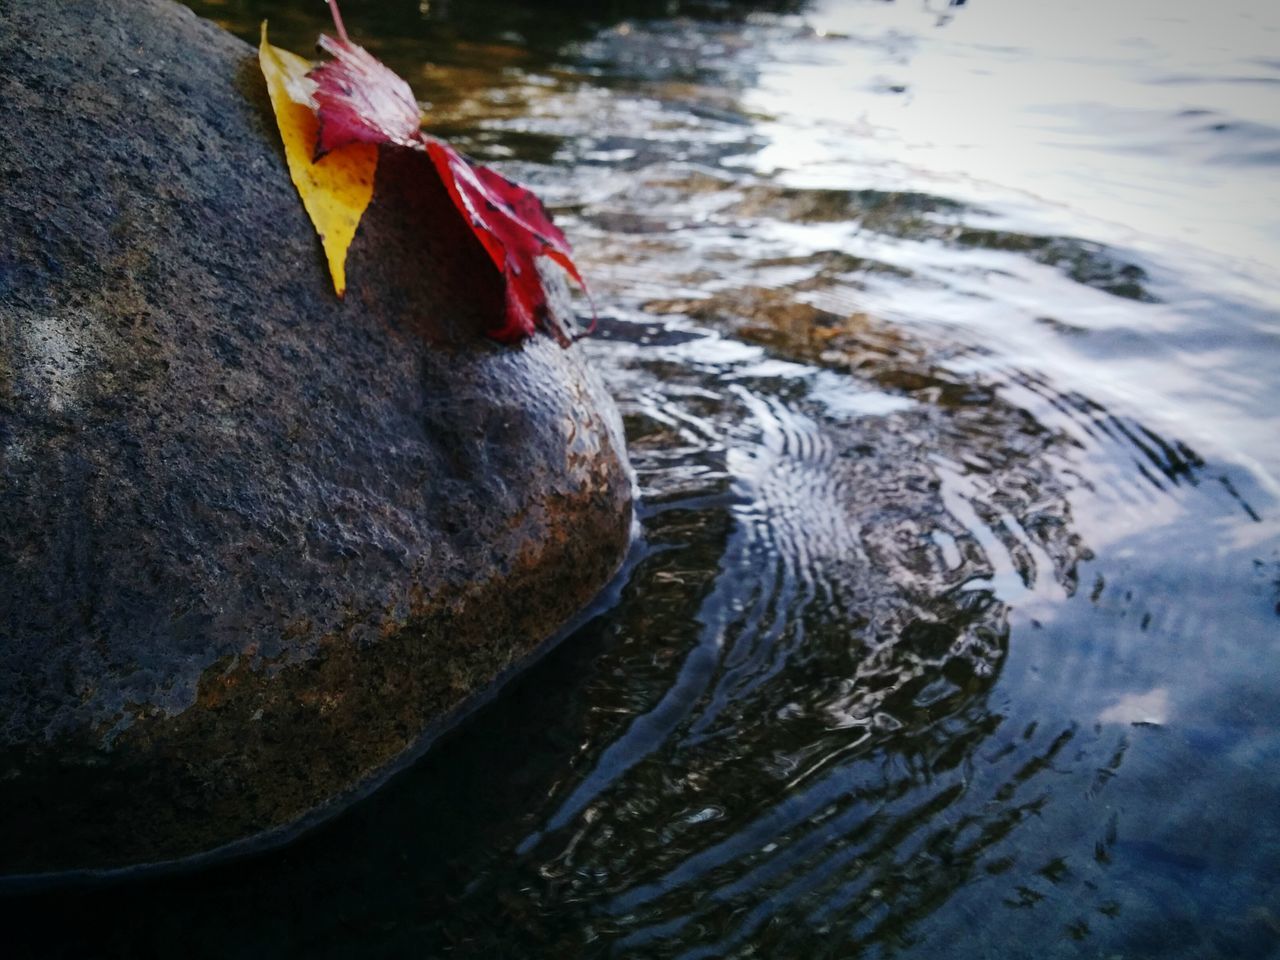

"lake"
[11,0,1280,956]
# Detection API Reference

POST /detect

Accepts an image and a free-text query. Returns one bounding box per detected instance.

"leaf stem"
[324,0,350,44]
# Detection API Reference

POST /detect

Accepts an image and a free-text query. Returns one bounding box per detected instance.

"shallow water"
[11,0,1280,957]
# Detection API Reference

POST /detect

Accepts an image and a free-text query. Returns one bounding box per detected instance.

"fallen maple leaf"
[259,0,590,344]
[425,139,589,345]
[311,20,419,156]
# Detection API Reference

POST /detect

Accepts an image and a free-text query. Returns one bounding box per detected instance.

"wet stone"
[0,0,632,879]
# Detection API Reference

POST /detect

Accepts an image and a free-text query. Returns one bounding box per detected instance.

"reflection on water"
[8,0,1280,957]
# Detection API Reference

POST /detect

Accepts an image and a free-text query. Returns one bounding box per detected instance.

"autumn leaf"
[311,32,420,157]
[258,23,376,297]
[258,0,590,342]
[425,139,588,345]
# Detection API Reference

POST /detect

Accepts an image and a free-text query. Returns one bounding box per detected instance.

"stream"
[12,0,1280,957]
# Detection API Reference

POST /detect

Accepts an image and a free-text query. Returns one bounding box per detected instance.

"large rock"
[0,0,632,879]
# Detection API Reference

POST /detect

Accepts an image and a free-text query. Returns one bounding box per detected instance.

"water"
[9,0,1280,957]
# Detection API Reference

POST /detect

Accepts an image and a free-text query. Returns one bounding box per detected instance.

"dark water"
[11,0,1280,957]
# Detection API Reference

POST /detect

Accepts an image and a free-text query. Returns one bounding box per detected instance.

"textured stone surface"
[0,0,632,878]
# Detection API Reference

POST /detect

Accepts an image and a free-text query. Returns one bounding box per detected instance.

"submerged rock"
[0,0,632,879]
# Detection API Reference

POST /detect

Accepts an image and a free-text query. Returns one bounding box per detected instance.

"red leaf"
[424,139,588,345]
[309,34,420,157]
[297,0,590,344]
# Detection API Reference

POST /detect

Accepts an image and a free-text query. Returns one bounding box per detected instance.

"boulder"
[0,0,632,879]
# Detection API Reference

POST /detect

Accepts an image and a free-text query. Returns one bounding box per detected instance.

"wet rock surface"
[0,0,632,878]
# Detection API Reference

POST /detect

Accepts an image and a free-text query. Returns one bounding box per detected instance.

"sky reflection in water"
[10,0,1280,957]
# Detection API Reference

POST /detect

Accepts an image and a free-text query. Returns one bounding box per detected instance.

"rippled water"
[11,0,1280,957]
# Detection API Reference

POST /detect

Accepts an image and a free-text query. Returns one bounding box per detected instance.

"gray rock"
[0,0,632,879]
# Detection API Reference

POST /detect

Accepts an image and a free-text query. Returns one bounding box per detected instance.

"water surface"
[10,0,1280,957]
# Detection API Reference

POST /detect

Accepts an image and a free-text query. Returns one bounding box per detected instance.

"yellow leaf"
[258,23,377,297]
